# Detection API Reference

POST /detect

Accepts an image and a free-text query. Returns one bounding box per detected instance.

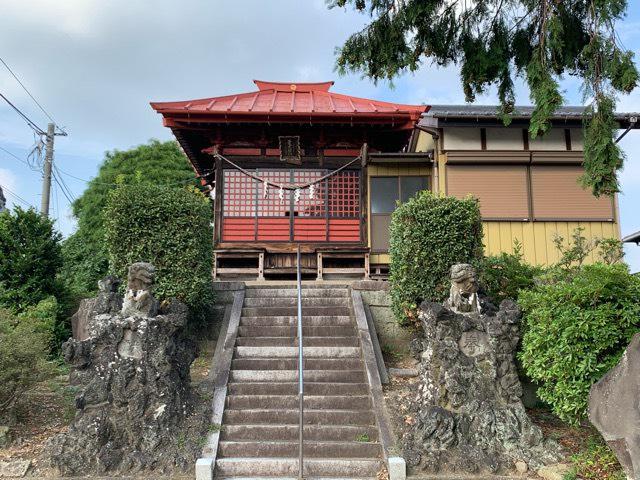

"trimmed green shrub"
[104,184,214,323]
[0,207,63,311]
[389,191,483,325]
[0,308,54,419]
[519,263,640,424]
[479,240,543,304]
[60,140,198,295]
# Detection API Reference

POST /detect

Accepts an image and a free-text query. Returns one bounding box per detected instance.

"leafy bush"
[19,297,67,354]
[389,191,483,325]
[60,140,198,295]
[597,238,624,265]
[104,184,214,324]
[0,308,54,419]
[519,263,640,424]
[0,207,63,311]
[479,240,543,304]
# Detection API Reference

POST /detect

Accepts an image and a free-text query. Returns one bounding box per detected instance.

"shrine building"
[151,80,633,280]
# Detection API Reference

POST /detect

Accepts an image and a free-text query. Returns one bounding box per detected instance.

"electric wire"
[52,179,59,223]
[54,164,210,188]
[0,56,66,135]
[53,165,77,202]
[0,183,34,208]
[0,92,46,135]
[0,145,30,167]
[52,172,75,205]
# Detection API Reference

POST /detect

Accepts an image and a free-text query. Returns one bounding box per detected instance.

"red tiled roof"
[150,80,427,127]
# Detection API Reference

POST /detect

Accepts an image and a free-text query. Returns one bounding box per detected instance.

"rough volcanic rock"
[588,333,640,480]
[71,275,122,340]
[47,266,209,475]
[404,264,562,475]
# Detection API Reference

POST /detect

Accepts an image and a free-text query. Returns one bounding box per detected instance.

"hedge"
[389,191,484,325]
[519,263,640,424]
[104,184,214,323]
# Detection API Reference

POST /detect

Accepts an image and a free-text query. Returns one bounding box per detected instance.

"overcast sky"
[1,0,640,269]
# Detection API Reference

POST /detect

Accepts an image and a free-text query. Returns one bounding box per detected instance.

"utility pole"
[40,122,54,217]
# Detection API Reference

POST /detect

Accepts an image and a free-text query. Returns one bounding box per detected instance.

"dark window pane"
[371,177,399,213]
[400,176,429,203]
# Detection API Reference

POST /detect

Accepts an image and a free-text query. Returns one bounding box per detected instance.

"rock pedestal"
[589,333,640,480]
[48,264,208,475]
[405,264,561,475]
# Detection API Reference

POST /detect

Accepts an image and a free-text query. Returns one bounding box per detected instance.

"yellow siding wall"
[371,222,619,266]
[483,221,619,266]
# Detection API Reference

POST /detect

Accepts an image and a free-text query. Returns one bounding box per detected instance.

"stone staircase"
[214,285,383,479]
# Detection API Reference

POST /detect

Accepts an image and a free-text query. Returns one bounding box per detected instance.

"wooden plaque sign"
[279,136,302,165]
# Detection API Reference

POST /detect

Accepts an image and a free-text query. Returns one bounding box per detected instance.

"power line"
[0,56,66,135]
[0,183,34,208]
[54,164,208,187]
[0,145,30,167]
[0,92,46,135]
[52,174,74,205]
[52,167,76,203]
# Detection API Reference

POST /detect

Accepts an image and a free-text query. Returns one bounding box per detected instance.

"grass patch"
[564,436,626,480]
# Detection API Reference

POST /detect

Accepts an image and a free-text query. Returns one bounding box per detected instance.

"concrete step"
[231,358,364,371]
[228,382,370,396]
[215,477,375,480]
[220,424,379,442]
[245,288,349,298]
[226,395,371,410]
[243,297,350,308]
[218,440,381,459]
[237,325,357,338]
[240,316,353,327]
[235,346,360,358]
[229,370,366,383]
[215,457,382,477]
[235,336,359,347]
[242,306,351,317]
[223,409,375,426]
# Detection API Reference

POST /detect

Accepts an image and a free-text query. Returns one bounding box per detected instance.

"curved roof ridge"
[253,80,334,92]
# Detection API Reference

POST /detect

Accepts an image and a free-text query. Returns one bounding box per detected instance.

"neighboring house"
[623,231,640,246]
[151,80,638,280]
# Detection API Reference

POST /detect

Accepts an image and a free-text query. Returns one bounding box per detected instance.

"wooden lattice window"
[223,170,256,217]
[293,170,325,217]
[328,171,360,217]
[256,170,291,217]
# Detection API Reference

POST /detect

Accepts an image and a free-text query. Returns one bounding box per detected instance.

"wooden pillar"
[258,252,265,281]
[364,253,370,280]
[316,252,323,281]
[213,145,223,246]
[360,143,369,247]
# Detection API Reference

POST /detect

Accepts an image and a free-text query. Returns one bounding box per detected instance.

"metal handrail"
[296,245,304,479]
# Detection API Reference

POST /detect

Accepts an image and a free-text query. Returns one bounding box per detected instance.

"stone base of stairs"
[197,284,404,480]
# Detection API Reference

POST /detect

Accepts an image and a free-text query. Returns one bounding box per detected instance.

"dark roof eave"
[421,105,639,128]
[622,230,640,244]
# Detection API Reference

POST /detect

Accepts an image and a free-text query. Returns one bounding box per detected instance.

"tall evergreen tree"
[60,140,198,294]
[331,0,638,196]
[0,207,63,310]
